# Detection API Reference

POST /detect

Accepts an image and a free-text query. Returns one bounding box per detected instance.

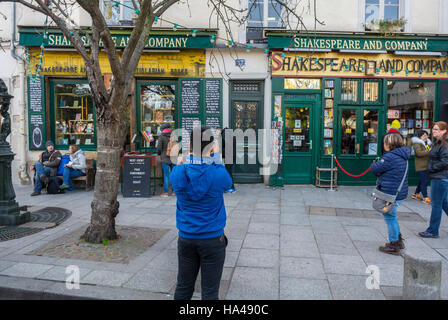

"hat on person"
[391,120,401,130]
[160,123,171,131]
[45,140,55,148]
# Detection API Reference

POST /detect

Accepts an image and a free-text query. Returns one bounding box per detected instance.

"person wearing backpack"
[30,140,62,196]
[157,123,176,197]
[59,144,86,192]
[411,130,431,204]
[370,133,409,255]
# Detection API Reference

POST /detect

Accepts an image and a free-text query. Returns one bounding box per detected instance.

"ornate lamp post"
[0,79,30,226]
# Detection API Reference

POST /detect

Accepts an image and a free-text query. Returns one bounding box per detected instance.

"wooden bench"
[30,159,95,191]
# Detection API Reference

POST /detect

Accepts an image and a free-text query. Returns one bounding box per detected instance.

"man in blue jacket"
[170,126,232,300]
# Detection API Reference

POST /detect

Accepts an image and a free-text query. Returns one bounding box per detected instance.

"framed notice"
[27,76,46,150]
[387,110,400,119]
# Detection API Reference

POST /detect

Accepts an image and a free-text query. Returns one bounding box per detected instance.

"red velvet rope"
[334,156,372,178]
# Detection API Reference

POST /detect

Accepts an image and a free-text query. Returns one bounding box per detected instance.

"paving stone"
[311,221,346,234]
[321,254,367,276]
[224,251,239,268]
[37,265,92,282]
[237,249,278,268]
[375,263,404,287]
[247,222,279,235]
[327,274,386,300]
[226,267,279,300]
[335,208,365,218]
[254,209,280,215]
[280,277,332,300]
[354,241,404,265]
[0,262,53,278]
[280,257,326,280]
[381,286,403,299]
[250,214,279,224]
[280,214,311,226]
[345,226,385,242]
[280,225,315,243]
[0,260,18,272]
[309,206,336,216]
[123,268,177,293]
[146,249,178,271]
[280,239,320,258]
[243,233,279,250]
[81,270,133,287]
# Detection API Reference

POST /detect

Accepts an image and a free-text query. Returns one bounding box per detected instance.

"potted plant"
[365,17,407,34]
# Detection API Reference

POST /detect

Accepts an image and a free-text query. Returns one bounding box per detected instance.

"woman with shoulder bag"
[370,133,409,255]
[419,121,448,238]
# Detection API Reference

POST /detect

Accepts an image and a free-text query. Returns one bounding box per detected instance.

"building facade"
[0,0,447,186]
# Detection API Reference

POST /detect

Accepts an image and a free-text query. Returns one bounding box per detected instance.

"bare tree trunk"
[82,102,127,243]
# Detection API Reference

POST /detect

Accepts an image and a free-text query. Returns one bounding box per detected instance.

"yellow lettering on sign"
[294,129,302,133]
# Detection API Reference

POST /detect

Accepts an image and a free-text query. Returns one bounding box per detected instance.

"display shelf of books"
[55,92,95,146]
[140,93,175,148]
[323,80,335,155]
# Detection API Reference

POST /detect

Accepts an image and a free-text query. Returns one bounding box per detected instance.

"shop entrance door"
[337,106,383,184]
[282,101,316,184]
[230,81,264,183]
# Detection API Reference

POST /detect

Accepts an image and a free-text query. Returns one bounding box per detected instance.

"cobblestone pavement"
[0,183,447,300]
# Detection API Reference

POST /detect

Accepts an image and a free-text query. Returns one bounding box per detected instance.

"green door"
[282,101,316,184]
[230,97,264,183]
[337,106,383,184]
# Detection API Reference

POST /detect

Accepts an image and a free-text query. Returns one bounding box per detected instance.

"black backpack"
[46,176,63,194]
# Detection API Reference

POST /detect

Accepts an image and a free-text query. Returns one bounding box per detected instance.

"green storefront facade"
[268,31,448,186]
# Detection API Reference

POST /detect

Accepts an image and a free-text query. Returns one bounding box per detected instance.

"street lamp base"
[0,201,30,226]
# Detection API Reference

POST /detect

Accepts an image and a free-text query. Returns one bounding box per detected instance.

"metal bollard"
[403,253,442,300]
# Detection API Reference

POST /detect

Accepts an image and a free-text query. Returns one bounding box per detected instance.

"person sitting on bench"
[30,140,62,196]
[59,144,86,192]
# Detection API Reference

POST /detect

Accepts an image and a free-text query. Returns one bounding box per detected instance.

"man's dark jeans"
[174,234,227,300]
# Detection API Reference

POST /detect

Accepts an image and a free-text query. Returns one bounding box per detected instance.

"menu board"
[30,114,44,150]
[205,79,221,114]
[123,156,151,198]
[28,76,46,150]
[29,77,43,113]
[181,80,201,114]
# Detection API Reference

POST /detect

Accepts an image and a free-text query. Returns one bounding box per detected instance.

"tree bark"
[81,100,127,243]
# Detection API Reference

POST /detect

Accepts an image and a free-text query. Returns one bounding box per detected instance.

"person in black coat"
[221,128,236,193]
[370,133,409,255]
[419,121,448,238]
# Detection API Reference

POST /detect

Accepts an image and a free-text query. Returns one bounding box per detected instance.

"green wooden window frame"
[49,79,97,151]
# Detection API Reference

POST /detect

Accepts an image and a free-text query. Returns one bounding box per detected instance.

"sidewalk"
[0,183,447,300]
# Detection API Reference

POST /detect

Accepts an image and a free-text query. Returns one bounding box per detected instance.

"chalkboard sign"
[28,76,46,150]
[30,114,44,150]
[181,117,201,132]
[205,79,221,114]
[123,156,151,197]
[205,116,220,129]
[29,77,43,113]
[181,80,201,114]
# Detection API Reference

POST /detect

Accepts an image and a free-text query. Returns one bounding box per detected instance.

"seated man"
[31,140,62,196]
[59,144,87,192]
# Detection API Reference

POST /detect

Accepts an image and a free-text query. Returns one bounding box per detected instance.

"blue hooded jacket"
[170,156,232,239]
[370,146,410,201]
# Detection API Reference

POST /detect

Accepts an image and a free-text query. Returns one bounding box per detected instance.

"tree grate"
[0,207,72,242]
[29,207,72,225]
[0,227,42,241]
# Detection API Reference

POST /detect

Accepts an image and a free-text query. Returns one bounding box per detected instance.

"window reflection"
[387,81,435,148]
[363,110,379,155]
[285,107,310,152]
[341,110,357,154]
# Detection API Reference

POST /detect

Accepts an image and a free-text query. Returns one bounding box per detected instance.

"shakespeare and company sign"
[27,48,205,77]
[271,52,448,79]
[268,35,448,52]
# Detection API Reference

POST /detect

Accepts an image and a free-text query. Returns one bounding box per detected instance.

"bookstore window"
[54,83,95,148]
[284,78,321,90]
[341,80,359,103]
[140,84,176,149]
[285,106,310,153]
[387,81,435,148]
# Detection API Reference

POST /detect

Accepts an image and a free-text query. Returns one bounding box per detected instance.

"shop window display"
[140,84,176,148]
[54,83,95,147]
[387,81,435,148]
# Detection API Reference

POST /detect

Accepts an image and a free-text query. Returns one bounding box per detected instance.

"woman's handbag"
[372,162,408,214]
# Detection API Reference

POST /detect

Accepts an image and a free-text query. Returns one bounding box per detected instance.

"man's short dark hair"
[190,126,214,155]
[416,130,428,139]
